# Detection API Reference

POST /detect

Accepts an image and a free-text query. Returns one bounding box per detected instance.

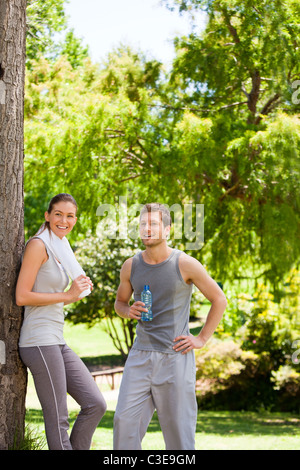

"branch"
[104,128,125,139]
[105,316,127,359]
[248,70,261,115]
[123,149,145,165]
[118,174,142,183]
[241,84,249,99]
[218,101,248,110]
[234,268,273,281]
[254,93,281,125]
[147,103,210,113]
[147,100,248,114]
[136,138,152,160]
[222,9,241,45]
[219,181,240,201]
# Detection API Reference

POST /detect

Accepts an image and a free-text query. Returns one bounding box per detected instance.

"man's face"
[139,211,170,246]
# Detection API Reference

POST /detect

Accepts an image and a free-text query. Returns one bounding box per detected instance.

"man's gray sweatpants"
[20,344,107,450]
[113,349,197,450]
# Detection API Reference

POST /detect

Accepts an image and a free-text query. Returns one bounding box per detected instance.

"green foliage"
[161,0,300,285]
[196,339,275,410]
[240,287,292,366]
[197,273,300,410]
[57,29,90,68]
[26,0,90,72]
[8,424,46,450]
[169,0,300,115]
[23,49,165,240]
[196,340,258,391]
[271,366,300,412]
[223,272,300,355]
[26,0,67,65]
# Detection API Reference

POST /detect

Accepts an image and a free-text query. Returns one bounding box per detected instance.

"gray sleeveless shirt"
[130,249,193,354]
[19,238,69,347]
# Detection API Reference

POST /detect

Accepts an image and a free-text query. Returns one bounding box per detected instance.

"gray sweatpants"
[113,349,197,450]
[20,344,107,450]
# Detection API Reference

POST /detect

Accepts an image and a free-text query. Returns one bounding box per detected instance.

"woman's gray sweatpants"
[20,344,107,450]
[113,349,197,450]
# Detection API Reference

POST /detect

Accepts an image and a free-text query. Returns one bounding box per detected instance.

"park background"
[21,0,300,449]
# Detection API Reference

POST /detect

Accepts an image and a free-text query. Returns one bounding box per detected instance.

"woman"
[16,193,106,450]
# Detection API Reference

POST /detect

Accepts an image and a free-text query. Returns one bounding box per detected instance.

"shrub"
[196,339,276,410]
[271,366,300,412]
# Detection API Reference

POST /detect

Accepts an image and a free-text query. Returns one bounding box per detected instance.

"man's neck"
[142,243,173,265]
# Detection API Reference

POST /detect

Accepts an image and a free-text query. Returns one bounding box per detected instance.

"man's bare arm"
[173,253,227,354]
[114,258,148,320]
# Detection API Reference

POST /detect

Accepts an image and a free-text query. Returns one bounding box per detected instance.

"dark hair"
[37,193,78,234]
[140,203,172,227]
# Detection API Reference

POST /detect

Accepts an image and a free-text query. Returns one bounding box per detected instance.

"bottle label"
[141,288,153,321]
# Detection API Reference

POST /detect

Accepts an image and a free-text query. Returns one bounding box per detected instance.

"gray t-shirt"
[19,238,69,347]
[130,249,193,354]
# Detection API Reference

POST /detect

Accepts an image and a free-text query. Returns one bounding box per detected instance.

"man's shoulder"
[122,256,133,271]
[120,256,134,279]
[178,250,202,272]
[178,250,197,263]
[117,258,131,283]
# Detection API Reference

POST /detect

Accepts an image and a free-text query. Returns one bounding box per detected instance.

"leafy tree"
[165,0,300,119]
[26,0,89,69]
[23,48,165,240]
[157,0,300,290]
[57,29,89,68]
[26,0,67,64]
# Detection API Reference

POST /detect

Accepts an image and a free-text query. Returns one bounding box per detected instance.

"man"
[113,203,227,450]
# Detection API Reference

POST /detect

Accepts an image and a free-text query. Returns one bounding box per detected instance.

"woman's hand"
[66,275,93,303]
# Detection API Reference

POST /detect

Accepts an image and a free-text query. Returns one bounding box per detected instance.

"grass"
[24,321,300,451]
[24,407,300,451]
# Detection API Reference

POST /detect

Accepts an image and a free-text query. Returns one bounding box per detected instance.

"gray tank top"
[19,237,69,347]
[130,249,193,354]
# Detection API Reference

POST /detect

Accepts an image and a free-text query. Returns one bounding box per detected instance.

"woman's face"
[45,201,77,239]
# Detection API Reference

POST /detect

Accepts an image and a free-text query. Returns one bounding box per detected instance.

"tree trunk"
[0,0,27,450]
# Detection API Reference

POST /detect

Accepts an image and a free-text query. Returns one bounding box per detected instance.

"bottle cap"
[144,285,149,290]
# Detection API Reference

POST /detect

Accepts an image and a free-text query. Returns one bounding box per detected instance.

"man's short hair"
[140,203,172,227]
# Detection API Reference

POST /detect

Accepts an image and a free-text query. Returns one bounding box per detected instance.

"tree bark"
[0,0,27,450]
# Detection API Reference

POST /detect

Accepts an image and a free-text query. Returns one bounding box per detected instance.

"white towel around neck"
[36,228,91,298]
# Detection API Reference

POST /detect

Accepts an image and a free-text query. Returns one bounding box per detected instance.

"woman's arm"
[16,238,90,306]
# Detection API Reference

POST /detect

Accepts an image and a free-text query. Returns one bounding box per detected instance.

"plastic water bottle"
[141,285,153,321]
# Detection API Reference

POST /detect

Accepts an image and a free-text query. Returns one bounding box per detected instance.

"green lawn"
[24,321,300,450]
